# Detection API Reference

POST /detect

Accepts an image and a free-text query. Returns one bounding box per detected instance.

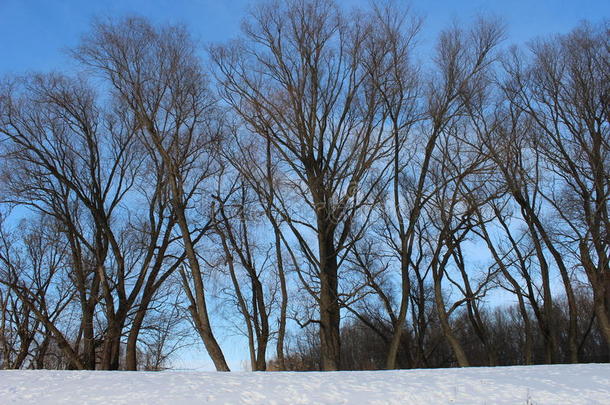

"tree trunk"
[433,269,469,367]
[274,227,288,371]
[385,248,409,369]
[125,307,148,371]
[581,243,610,356]
[318,230,341,371]
[81,304,96,370]
[166,162,229,372]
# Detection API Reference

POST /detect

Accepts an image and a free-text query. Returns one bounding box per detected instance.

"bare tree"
[210,177,275,371]
[0,215,77,369]
[503,23,610,356]
[0,73,140,369]
[0,44,191,371]
[211,0,396,370]
[368,17,504,368]
[73,18,230,371]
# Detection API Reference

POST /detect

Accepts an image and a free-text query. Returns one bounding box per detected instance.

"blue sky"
[1,0,609,76]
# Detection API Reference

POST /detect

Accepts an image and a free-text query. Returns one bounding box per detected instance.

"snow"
[0,364,609,404]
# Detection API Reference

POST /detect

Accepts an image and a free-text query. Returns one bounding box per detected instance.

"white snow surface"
[0,364,609,404]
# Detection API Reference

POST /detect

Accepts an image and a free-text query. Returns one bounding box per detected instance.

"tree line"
[0,0,608,371]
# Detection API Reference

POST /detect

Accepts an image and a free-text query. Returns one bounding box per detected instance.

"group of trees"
[0,0,608,371]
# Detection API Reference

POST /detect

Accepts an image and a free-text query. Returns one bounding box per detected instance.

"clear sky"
[1,0,608,371]
[1,0,609,76]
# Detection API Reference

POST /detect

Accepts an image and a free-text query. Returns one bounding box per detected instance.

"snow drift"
[0,364,609,404]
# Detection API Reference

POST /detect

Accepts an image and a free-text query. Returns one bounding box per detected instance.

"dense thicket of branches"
[0,0,608,371]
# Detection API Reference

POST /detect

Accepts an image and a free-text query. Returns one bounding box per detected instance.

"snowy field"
[0,364,609,404]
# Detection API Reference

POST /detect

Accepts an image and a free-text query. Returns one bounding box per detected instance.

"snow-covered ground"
[0,364,609,404]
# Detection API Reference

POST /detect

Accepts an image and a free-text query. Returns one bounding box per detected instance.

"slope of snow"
[0,364,609,404]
